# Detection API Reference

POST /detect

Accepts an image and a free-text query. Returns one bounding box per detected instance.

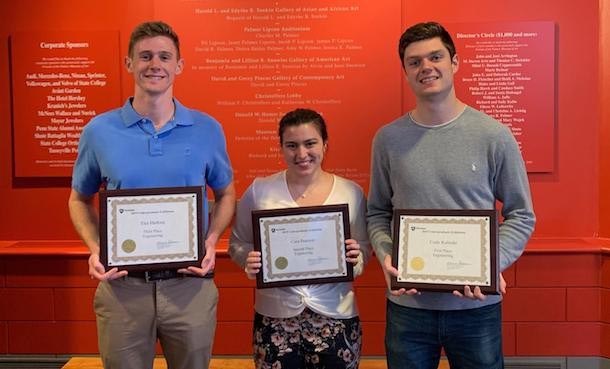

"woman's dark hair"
[278,108,328,144]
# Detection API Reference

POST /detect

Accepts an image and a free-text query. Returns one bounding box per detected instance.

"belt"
[128,270,214,282]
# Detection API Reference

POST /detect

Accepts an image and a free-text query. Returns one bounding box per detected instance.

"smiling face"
[125,36,184,98]
[402,37,458,101]
[281,122,327,178]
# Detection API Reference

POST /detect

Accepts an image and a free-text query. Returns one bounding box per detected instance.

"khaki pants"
[94,276,218,369]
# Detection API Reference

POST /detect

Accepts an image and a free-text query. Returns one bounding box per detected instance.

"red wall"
[403,0,600,238]
[600,1,610,237]
[0,0,604,241]
[0,0,608,360]
[0,0,153,240]
[0,247,608,356]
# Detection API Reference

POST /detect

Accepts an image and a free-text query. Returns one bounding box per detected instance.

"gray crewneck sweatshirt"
[367,106,535,310]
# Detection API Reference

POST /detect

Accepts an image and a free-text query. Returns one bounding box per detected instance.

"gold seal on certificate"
[274,256,289,270]
[252,204,353,289]
[99,186,204,272]
[391,209,499,294]
[121,239,137,254]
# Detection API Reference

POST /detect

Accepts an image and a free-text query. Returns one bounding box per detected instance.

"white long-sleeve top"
[229,170,371,319]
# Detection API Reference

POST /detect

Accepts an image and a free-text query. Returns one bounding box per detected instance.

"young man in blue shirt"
[68,21,235,369]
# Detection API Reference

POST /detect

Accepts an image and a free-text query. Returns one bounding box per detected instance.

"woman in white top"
[229,108,370,369]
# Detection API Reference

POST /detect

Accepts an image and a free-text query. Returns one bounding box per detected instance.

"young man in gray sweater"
[367,22,535,369]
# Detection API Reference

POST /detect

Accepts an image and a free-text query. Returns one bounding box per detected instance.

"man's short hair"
[128,21,180,58]
[398,22,456,64]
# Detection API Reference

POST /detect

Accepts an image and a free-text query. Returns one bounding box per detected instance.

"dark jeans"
[385,300,503,369]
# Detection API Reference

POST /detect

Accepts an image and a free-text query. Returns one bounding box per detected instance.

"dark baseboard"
[0,355,69,369]
[0,355,607,369]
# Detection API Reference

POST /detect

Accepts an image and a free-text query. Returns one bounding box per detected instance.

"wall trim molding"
[0,355,608,369]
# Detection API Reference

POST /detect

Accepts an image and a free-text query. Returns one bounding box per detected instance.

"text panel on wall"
[155,0,403,193]
[451,22,555,173]
[10,31,122,178]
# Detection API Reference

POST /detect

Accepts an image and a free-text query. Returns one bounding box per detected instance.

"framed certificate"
[391,209,499,294]
[252,204,352,289]
[99,186,204,272]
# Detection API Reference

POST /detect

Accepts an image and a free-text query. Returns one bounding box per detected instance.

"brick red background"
[0,0,610,359]
[0,245,608,356]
